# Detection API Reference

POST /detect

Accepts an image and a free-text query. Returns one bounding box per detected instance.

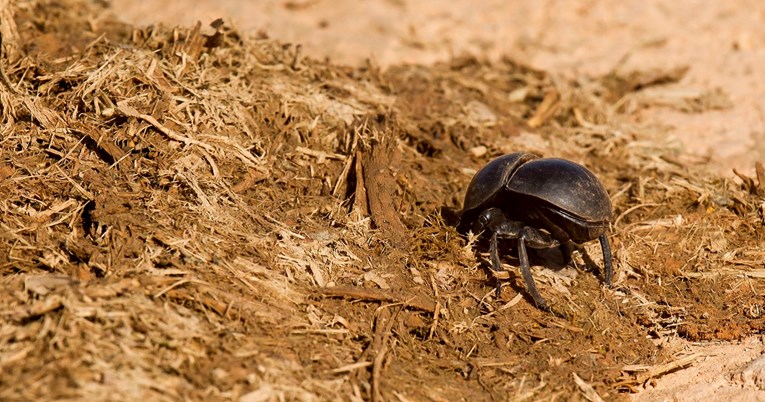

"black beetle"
[458,152,613,311]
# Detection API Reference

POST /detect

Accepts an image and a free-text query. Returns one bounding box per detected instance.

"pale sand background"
[111,0,765,177]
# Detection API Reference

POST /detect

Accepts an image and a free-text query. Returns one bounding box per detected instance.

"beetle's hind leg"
[599,234,613,285]
[558,242,574,266]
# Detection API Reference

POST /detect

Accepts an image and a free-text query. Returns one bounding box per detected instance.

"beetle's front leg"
[489,231,503,296]
[493,220,558,249]
[520,227,559,249]
[517,234,550,311]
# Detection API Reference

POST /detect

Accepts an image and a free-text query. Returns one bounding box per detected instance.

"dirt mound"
[1,1,763,400]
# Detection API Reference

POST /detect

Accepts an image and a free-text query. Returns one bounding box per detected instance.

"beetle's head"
[473,208,505,234]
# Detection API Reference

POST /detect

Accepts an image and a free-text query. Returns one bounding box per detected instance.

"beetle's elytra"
[458,152,613,311]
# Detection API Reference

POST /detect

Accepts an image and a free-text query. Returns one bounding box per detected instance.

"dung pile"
[0,1,763,400]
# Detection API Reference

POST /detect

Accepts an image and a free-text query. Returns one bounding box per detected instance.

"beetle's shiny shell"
[460,152,611,228]
[509,158,612,223]
[460,152,537,215]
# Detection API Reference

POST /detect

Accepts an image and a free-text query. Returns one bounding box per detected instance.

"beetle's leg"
[558,242,573,266]
[519,227,558,249]
[489,218,558,249]
[599,234,613,286]
[517,233,550,312]
[489,230,503,296]
[491,219,523,239]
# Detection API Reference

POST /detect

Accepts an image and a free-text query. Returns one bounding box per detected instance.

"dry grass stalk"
[621,353,705,386]
[573,373,605,402]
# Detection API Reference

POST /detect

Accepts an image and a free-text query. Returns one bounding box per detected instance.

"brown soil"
[0,1,764,401]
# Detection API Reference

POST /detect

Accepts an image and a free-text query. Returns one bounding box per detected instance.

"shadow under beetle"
[457,152,613,311]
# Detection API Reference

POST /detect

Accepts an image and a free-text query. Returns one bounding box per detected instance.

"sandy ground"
[106,1,765,400]
[111,0,765,177]
[636,337,765,402]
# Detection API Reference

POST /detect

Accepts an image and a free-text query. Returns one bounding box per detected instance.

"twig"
[362,137,409,248]
[116,101,214,152]
[350,149,368,215]
[327,361,373,374]
[318,285,436,313]
[152,278,209,298]
[756,161,765,193]
[0,345,34,369]
[527,89,560,128]
[0,31,19,94]
[15,295,64,320]
[370,305,398,402]
[290,328,349,335]
[613,203,660,227]
[291,44,302,71]
[54,165,94,200]
[471,357,519,368]
[332,127,359,197]
[428,274,440,339]
[295,146,346,163]
[682,268,765,279]
[573,373,605,402]
[371,340,389,402]
[618,353,704,387]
